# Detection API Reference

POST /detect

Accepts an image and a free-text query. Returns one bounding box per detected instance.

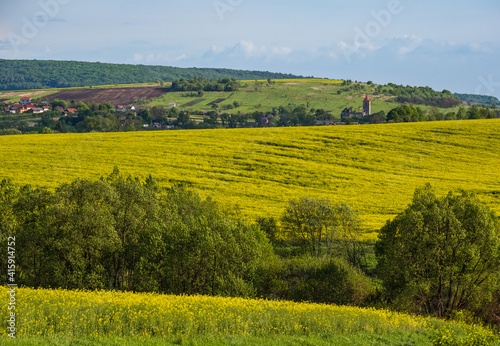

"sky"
[1,0,499,98]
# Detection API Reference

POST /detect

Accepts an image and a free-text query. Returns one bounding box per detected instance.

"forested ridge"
[0,59,303,91]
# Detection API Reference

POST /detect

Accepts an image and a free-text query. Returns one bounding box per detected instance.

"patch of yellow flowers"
[239,78,343,84]
[1,286,495,342]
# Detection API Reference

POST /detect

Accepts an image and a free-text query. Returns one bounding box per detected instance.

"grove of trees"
[1,171,499,326]
[171,77,240,92]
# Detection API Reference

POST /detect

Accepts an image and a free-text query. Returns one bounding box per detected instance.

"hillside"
[0,119,498,238]
[2,79,482,134]
[148,79,463,117]
[0,59,304,90]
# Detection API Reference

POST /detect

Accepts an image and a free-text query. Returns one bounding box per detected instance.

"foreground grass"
[1,287,498,345]
[0,332,438,345]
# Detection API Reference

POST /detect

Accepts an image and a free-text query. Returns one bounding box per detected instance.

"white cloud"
[240,40,266,57]
[131,52,187,64]
[202,40,293,61]
[272,46,292,56]
[394,36,423,56]
[133,53,143,62]
[174,53,187,62]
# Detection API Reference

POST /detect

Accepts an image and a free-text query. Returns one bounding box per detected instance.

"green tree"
[137,186,273,296]
[50,99,68,110]
[175,111,190,127]
[375,184,500,318]
[219,113,229,127]
[138,109,152,124]
[456,106,467,120]
[104,168,161,290]
[205,111,218,126]
[387,104,424,122]
[281,197,337,257]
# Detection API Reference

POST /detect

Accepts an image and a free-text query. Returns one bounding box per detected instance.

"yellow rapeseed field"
[0,120,498,239]
[239,78,343,84]
[1,286,494,341]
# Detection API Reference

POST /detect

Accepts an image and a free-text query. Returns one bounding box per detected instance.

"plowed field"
[47,87,169,105]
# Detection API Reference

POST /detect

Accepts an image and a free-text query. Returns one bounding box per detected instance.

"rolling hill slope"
[3,285,495,344]
[0,119,498,238]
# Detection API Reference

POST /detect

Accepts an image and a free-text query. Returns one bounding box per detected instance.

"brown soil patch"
[206,98,226,106]
[47,87,169,106]
[182,99,205,107]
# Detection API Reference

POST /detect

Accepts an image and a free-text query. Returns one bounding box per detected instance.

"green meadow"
[148,79,464,117]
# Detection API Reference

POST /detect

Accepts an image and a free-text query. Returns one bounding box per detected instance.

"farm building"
[341,96,372,119]
[20,97,32,105]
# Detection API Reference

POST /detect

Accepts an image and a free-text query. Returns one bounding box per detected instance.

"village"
[1,94,375,132]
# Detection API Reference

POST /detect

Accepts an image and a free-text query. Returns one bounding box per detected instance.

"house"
[341,107,364,119]
[30,107,44,114]
[20,97,32,105]
[168,103,177,108]
[11,104,29,114]
[66,108,78,114]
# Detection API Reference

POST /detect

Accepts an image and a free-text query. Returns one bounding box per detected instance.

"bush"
[255,256,373,305]
[0,128,22,135]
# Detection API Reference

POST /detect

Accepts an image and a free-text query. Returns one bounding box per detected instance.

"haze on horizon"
[0,0,499,98]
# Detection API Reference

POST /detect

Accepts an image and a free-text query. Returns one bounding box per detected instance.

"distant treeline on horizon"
[0,59,305,91]
[453,93,500,105]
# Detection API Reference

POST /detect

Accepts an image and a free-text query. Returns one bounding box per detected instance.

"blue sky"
[1,0,499,98]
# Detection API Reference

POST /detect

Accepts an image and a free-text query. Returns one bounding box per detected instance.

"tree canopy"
[0,169,273,296]
[375,184,500,318]
[0,59,303,91]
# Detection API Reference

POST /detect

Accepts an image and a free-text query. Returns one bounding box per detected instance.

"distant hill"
[0,59,305,91]
[454,93,499,105]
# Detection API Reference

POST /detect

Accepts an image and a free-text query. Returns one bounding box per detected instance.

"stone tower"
[363,95,371,115]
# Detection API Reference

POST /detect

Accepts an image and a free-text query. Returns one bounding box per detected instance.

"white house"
[20,97,32,105]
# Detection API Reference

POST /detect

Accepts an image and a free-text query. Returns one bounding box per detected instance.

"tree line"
[378,84,461,108]
[1,170,499,326]
[454,93,500,106]
[0,59,303,91]
[171,77,239,92]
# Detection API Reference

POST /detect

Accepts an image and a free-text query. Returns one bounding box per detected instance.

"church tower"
[363,95,371,115]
